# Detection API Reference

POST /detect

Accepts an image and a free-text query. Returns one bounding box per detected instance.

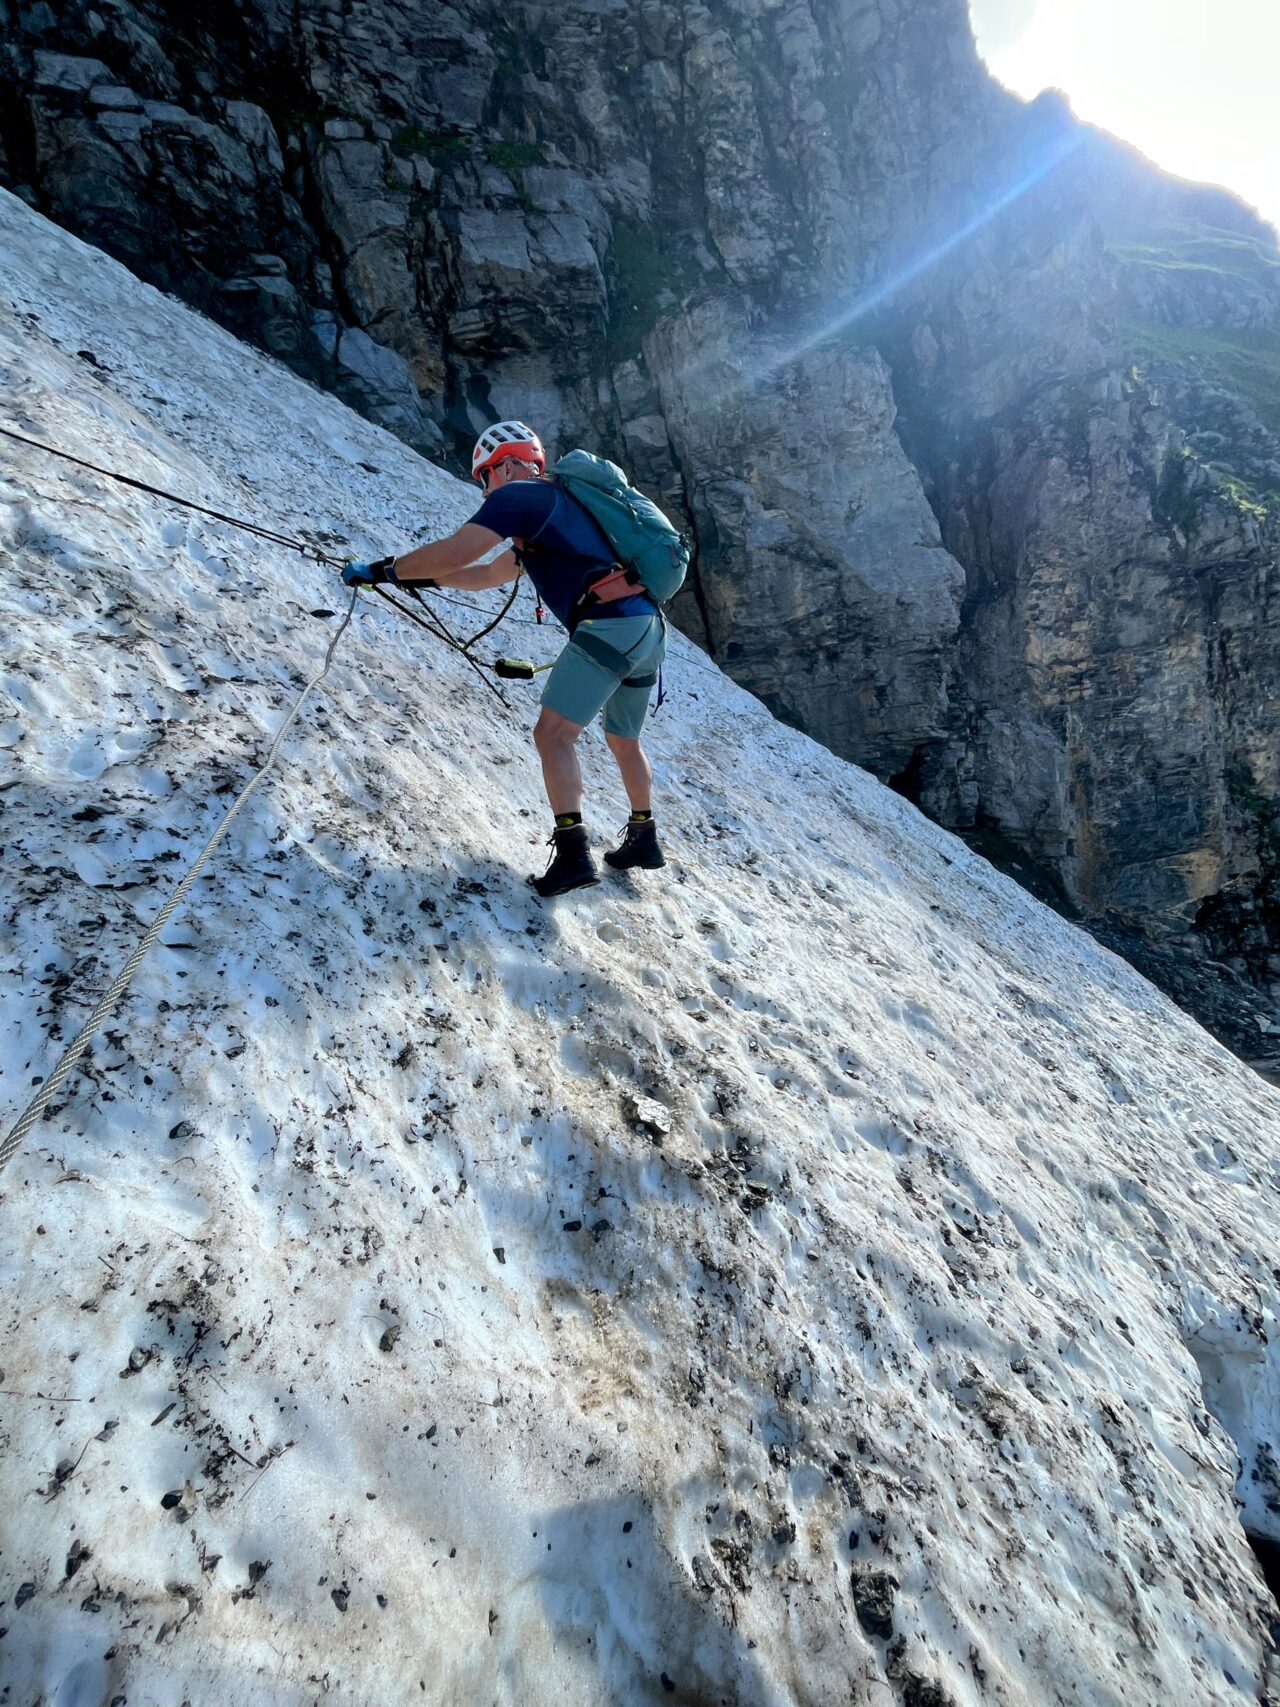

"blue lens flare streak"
[689,128,1085,403]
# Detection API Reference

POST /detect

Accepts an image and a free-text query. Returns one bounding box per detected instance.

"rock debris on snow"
[624,1091,672,1138]
[1,188,1280,1706]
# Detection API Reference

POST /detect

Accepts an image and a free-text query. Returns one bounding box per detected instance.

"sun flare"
[969,0,1280,234]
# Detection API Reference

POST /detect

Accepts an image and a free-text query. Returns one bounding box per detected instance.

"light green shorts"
[540,612,666,739]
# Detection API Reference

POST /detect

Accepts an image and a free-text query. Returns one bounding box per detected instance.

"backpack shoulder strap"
[522,480,562,548]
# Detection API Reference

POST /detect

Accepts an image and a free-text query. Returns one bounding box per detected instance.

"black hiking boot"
[529,823,600,898]
[605,816,666,872]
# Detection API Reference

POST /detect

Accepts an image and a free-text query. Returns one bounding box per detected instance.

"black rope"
[410,573,520,654]
[2,423,522,676]
[0,426,343,565]
[424,585,514,622]
[371,585,509,707]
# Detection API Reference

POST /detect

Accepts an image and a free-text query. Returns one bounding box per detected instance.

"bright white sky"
[969,0,1280,233]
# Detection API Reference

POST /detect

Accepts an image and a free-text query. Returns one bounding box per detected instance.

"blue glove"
[342,556,398,587]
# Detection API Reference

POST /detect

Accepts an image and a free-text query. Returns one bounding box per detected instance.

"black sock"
[629,809,653,823]
[555,812,583,830]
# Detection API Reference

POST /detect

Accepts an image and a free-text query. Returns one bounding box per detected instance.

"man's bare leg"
[533,707,586,816]
[529,708,599,895]
[603,730,665,870]
[604,731,653,813]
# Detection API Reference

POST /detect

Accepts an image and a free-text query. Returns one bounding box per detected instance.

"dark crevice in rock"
[886,742,934,809]
[1193,800,1280,992]
[1248,1534,1280,1612]
[953,817,1079,921]
[656,436,714,656]
[1186,1327,1280,1694]
[1249,1543,1280,1707]
[0,44,40,199]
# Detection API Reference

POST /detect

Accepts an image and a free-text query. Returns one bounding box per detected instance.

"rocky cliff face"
[2,0,1278,1044]
[877,109,1280,1035]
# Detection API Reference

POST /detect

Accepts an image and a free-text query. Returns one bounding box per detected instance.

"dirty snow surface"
[1,189,1279,1707]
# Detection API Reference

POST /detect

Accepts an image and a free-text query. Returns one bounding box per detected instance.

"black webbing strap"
[570,624,632,677]
[571,624,658,690]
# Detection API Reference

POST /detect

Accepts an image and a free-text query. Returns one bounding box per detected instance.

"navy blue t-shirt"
[469,479,652,628]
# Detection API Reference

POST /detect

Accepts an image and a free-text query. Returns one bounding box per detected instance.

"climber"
[342,421,668,897]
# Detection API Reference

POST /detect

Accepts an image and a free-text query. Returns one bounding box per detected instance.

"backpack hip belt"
[565,562,654,636]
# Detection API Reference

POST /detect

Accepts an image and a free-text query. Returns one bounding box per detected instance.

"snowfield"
[2,187,1279,1707]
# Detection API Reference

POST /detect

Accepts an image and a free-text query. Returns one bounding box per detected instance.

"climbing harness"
[574,612,668,712]
[0,589,359,1176]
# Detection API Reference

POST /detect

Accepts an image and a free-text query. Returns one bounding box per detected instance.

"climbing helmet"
[472,420,546,485]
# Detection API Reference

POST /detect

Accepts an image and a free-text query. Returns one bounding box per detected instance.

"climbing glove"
[342,556,399,587]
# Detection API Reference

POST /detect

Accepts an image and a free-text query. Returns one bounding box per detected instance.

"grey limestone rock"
[88,86,144,113]
[224,101,284,175]
[648,295,964,776]
[31,50,109,92]
[332,326,441,450]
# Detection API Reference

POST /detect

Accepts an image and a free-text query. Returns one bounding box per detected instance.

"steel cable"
[0,425,518,655]
[0,590,359,1174]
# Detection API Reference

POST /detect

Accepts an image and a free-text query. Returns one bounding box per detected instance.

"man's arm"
[436,548,522,592]
[394,524,518,588]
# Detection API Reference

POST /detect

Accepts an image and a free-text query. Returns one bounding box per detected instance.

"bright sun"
[968,0,1280,235]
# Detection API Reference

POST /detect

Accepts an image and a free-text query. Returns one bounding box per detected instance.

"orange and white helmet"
[471,420,546,484]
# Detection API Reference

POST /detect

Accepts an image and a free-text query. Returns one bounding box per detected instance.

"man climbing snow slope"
[342,421,676,897]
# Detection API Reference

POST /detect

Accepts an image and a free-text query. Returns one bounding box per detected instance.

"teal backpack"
[553,450,689,606]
